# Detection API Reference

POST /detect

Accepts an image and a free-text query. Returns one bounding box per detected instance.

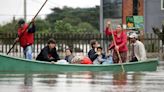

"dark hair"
[18,19,25,25]
[66,48,73,53]
[90,40,97,48]
[97,46,102,50]
[47,38,56,44]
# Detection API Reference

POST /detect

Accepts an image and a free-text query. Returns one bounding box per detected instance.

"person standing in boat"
[36,39,60,62]
[105,21,128,63]
[15,19,35,60]
[128,32,147,62]
[88,40,100,62]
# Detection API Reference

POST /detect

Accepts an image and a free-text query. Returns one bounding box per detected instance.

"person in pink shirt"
[105,21,128,63]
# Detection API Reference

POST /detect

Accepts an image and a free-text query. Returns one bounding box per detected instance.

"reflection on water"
[0,61,164,92]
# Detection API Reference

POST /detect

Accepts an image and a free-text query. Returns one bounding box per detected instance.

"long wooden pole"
[24,0,27,21]
[110,26,125,72]
[7,0,48,55]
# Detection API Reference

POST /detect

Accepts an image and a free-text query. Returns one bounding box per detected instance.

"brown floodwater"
[0,61,163,92]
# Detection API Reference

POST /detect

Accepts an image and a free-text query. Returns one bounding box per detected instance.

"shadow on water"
[21,74,33,92]
[0,61,163,92]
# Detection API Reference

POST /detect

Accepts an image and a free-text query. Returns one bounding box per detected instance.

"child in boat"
[36,39,60,62]
[93,47,106,64]
[64,48,74,63]
[102,49,113,64]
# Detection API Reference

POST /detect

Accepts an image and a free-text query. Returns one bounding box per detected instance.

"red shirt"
[18,24,34,48]
[105,27,128,52]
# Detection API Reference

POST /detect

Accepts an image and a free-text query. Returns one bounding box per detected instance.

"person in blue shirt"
[102,49,113,64]
[93,47,106,64]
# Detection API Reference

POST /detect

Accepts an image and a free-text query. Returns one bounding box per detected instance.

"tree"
[46,6,100,32]
[34,18,50,33]
[54,20,74,32]
[0,6,100,33]
[0,21,18,33]
[77,22,98,32]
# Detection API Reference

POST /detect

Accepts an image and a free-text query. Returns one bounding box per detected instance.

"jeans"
[23,45,33,60]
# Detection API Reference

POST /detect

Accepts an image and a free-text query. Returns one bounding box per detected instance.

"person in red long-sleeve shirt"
[105,21,128,63]
[15,19,35,60]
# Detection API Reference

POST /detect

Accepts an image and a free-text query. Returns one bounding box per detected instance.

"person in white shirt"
[129,32,147,62]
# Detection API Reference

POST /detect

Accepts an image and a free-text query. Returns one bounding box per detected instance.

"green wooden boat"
[0,54,158,73]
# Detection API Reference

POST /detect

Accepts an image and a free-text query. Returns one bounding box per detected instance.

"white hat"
[129,32,138,38]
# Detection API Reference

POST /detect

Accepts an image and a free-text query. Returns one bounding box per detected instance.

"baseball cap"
[129,32,138,38]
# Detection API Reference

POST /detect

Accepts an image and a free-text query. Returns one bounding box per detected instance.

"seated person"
[88,40,99,62]
[93,47,106,64]
[36,39,60,62]
[102,49,113,64]
[71,56,92,64]
[65,48,74,63]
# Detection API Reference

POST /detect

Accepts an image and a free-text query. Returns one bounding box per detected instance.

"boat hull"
[0,54,158,73]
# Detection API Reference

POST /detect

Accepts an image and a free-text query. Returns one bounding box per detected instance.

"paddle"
[107,21,125,72]
[7,0,48,55]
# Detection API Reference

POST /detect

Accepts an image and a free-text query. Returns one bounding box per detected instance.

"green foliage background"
[0,6,100,33]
